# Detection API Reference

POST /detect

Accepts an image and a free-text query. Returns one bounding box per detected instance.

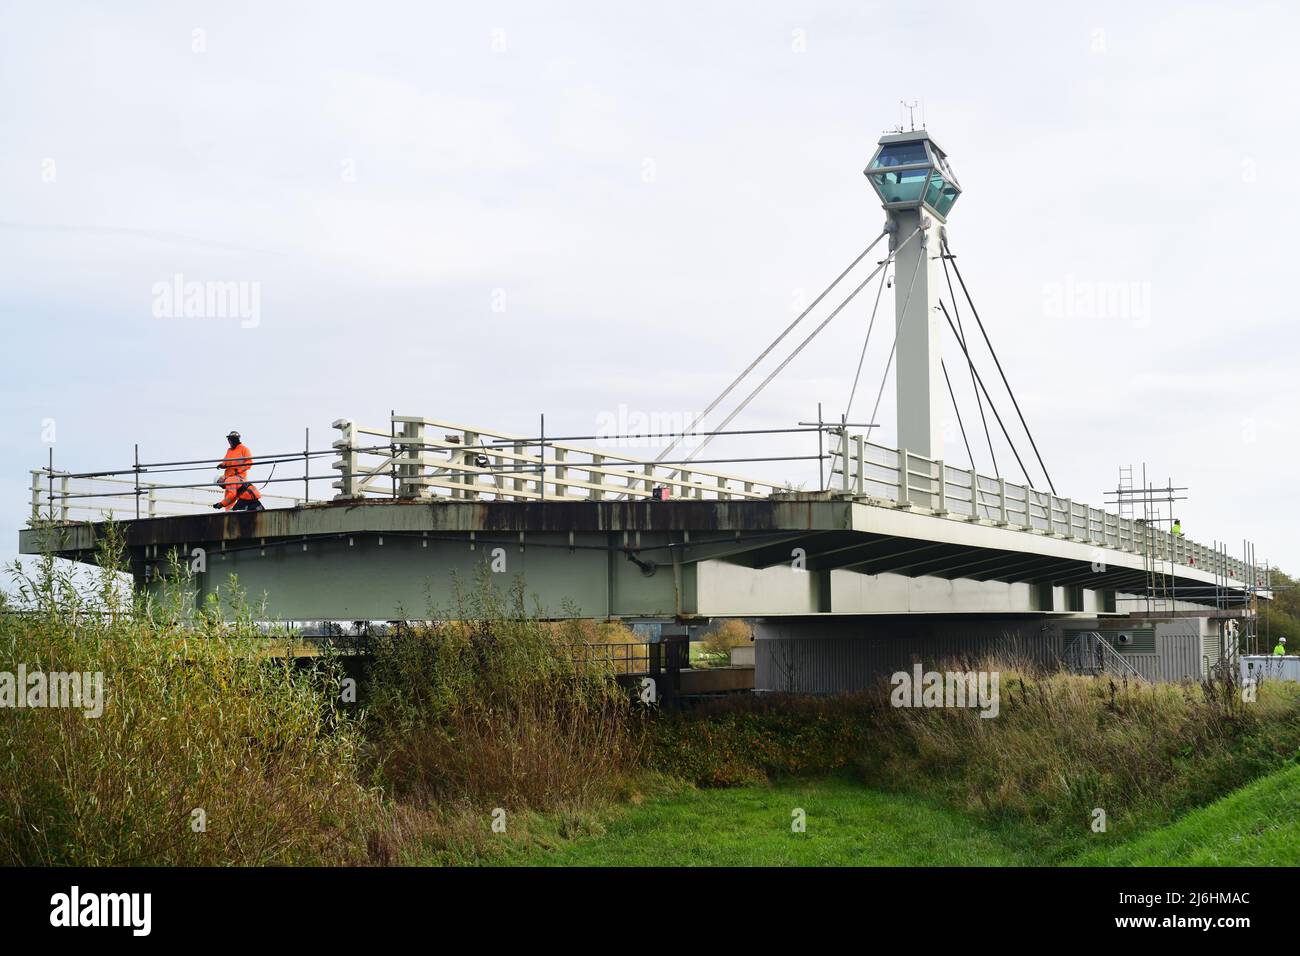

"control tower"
[864,129,961,459]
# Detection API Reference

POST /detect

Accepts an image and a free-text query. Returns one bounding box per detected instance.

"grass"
[503,775,1029,866]
[495,763,1300,867]
[648,664,1300,862]
[1073,762,1300,867]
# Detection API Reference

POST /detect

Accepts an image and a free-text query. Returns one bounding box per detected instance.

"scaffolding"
[1106,464,1186,614]
[1108,462,1267,659]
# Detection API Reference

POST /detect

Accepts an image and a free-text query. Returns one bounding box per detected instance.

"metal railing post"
[331,419,358,499]
[898,448,910,507]
[840,431,850,493]
[462,430,478,499]
[854,435,865,496]
[397,418,423,498]
[554,447,568,498]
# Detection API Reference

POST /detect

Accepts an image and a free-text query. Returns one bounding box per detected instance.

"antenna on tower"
[901,99,920,131]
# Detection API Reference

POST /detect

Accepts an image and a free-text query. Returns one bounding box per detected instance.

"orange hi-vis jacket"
[221,443,254,481]
[218,443,261,509]
[219,480,262,509]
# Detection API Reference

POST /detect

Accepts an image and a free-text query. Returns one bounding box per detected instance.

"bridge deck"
[19,494,1255,621]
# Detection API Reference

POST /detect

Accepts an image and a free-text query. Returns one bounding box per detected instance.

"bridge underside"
[19,495,1246,621]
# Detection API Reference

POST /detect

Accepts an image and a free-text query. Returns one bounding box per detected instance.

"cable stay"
[942,238,1056,495]
[652,230,889,467]
[941,357,995,520]
[940,252,998,479]
[677,227,923,470]
[940,358,976,473]
[843,264,891,423]
[938,300,1036,489]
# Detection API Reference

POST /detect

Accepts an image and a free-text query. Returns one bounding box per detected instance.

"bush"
[0,524,379,865]
[698,618,752,665]
[861,662,1300,857]
[648,693,876,786]
[363,569,640,811]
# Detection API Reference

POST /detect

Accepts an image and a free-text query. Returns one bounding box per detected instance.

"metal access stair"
[1061,630,1147,682]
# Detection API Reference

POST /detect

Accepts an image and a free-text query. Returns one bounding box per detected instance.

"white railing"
[330,416,788,502]
[828,433,1257,584]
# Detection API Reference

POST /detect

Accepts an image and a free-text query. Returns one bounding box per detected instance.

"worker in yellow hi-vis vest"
[1274,637,1288,656]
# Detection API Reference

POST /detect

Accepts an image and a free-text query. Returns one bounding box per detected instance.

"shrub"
[0,523,379,865]
[363,569,640,811]
[698,618,753,665]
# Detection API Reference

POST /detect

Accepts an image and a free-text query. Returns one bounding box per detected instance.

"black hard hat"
[227,430,241,439]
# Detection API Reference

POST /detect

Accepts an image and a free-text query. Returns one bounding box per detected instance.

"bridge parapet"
[23,414,1263,588]
[828,433,1259,585]
[329,415,790,503]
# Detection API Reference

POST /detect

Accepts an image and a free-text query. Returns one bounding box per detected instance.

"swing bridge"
[18,125,1272,691]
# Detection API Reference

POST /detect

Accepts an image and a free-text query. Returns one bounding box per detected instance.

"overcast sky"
[2,0,1297,577]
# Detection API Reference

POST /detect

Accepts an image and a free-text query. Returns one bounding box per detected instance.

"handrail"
[24,412,1267,590]
[30,468,300,522]
[1062,630,1148,682]
[331,416,789,502]
[828,433,1258,585]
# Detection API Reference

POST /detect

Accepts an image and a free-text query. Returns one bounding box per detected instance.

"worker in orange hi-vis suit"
[213,430,264,511]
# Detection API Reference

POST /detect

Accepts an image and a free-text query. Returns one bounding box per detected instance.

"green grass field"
[1073,762,1300,866]
[506,776,1028,866]
[501,766,1300,867]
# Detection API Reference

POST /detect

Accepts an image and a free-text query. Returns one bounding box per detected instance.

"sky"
[2,0,1297,577]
